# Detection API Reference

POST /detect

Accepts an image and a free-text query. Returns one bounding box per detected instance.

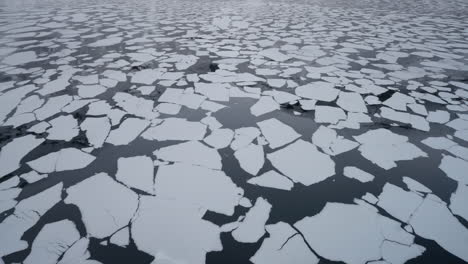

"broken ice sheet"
[343,166,374,183]
[314,106,347,124]
[377,183,423,222]
[154,140,222,170]
[23,220,80,264]
[250,222,319,264]
[203,128,234,149]
[106,118,150,145]
[267,139,335,186]
[250,96,280,117]
[295,81,339,102]
[295,202,422,264]
[132,196,222,264]
[80,117,111,148]
[65,173,138,239]
[0,183,63,257]
[257,118,300,149]
[154,163,243,216]
[116,156,155,194]
[450,184,468,221]
[438,155,468,184]
[27,148,95,173]
[353,128,427,169]
[46,115,79,141]
[232,197,272,243]
[0,135,44,178]
[234,143,265,175]
[409,196,468,262]
[312,126,359,156]
[247,170,294,190]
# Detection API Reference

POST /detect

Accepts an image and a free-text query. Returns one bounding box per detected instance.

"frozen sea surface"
[0,0,467,263]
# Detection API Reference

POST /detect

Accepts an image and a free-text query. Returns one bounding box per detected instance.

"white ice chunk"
[38,76,71,96]
[0,135,44,178]
[382,92,415,111]
[312,126,359,155]
[267,139,335,186]
[234,144,264,175]
[57,238,94,264]
[295,203,383,264]
[131,69,164,85]
[77,84,106,98]
[0,84,37,123]
[257,118,300,149]
[2,51,37,65]
[377,183,423,222]
[250,222,318,264]
[314,106,346,124]
[154,141,221,170]
[88,37,122,47]
[354,129,427,169]
[410,197,468,261]
[381,241,425,264]
[231,127,261,151]
[27,148,95,173]
[250,96,279,117]
[80,117,111,148]
[247,170,294,190]
[336,92,367,113]
[343,166,374,183]
[23,220,80,264]
[426,110,450,124]
[295,82,339,102]
[155,103,181,115]
[116,156,155,194]
[402,177,432,193]
[46,115,79,141]
[450,184,468,221]
[258,48,291,62]
[132,196,222,264]
[439,155,468,184]
[65,173,138,238]
[0,183,62,257]
[232,197,272,243]
[106,118,150,145]
[194,82,230,102]
[154,163,243,216]
[204,128,234,149]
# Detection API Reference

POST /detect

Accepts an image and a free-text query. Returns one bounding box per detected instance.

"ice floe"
[23,220,80,264]
[234,143,265,175]
[247,170,294,190]
[27,148,95,173]
[132,196,222,264]
[267,139,335,186]
[65,173,138,238]
[409,196,468,261]
[154,141,222,170]
[250,222,318,264]
[106,118,150,145]
[154,163,243,215]
[116,156,155,194]
[257,118,300,149]
[354,129,427,169]
[343,166,375,183]
[232,197,272,243]
[0,135,44,178]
